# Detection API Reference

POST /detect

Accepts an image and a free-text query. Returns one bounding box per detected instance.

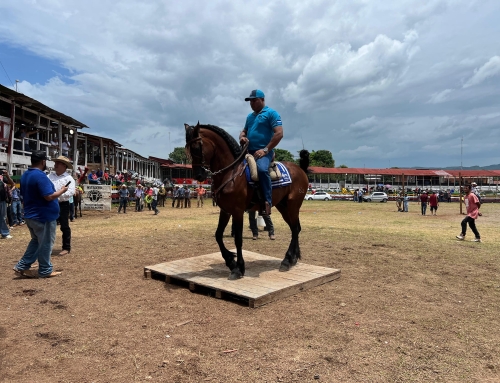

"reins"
[186,135,249,202]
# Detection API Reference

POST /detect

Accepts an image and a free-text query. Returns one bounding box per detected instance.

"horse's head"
[185,122,209,182]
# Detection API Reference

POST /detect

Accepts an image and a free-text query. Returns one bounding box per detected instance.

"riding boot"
[260,202,271,216]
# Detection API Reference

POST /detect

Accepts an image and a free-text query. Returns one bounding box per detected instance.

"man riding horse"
[239,89,283,216]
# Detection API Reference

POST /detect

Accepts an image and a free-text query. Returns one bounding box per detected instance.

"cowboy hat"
[53,156,73,169]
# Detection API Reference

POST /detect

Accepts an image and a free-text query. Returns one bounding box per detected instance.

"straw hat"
[53,156,73,169]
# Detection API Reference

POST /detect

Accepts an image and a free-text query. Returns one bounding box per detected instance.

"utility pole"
[461,136,463,170]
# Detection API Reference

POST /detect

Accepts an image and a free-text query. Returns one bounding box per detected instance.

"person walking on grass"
[48,156,75,256]
[456,184,481,243]
[118,184,129,213]
[429,191,439,215]
[420,190,429,215]
[152,185,160,215]
[403,193,409,212]
[13,150,68,278]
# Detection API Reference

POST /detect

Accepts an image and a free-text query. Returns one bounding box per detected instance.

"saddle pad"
[245,160,292,189]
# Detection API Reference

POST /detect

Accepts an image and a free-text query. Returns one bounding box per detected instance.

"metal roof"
[0,84,88,128]
[308,167,499,177]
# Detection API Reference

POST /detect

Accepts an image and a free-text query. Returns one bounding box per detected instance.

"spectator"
[10,184,23,227]
[134,184,144,212]
[429,191,439,215]
[48,156,75,256]
[118,184,129,213]
[184,186,191,208]
[0,171,15,238]
[249,211,275,240]
[420,190,429,216]
[456,184,481,242]
[195,185,206,207]
[49,136,59,158]
[96,168,103,178]
[172,186,179,208]
[88,169,100,184]
[176,186,185,208]
[13,150,67,278]
[403,193,409,212]
[61,136,71,157]
[158,185,166,207]
[151,185,160,215]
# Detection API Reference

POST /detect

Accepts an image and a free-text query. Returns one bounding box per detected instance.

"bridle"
[186,136,249,177]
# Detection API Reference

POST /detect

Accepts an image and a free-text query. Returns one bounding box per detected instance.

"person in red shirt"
[429,191,439,215]
[456,184,481,242]
[419,191,429,215]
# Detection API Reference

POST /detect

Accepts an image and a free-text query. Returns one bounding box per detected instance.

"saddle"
[245,154,282,182]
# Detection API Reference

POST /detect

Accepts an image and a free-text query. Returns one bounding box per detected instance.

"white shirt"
[48,171,76,202]
[152,187,159,200]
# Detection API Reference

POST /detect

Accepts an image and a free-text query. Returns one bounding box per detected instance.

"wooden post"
[7,101,15,173]
[459,173,463,214]
[402,173,405,194]
[99,138,105,173]
[36,113,41,151]
[58,121,63,158]
[72,129,78,175]
[84,135,88,169]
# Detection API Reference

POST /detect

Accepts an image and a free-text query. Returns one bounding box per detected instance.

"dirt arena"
[1,199,499,382]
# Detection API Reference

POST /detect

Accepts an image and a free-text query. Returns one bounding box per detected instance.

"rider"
[239,89,283,216]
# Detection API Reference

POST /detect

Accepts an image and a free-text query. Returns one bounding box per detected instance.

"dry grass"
[0,200,499,382]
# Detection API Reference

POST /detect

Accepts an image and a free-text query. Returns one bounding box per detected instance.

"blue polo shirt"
[21,168,59,223]
[244,106,282,151]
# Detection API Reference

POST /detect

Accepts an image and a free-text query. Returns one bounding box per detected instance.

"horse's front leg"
[215,210,237,274]
[229,210,245,280]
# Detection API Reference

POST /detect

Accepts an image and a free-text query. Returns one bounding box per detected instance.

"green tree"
[274,148,295,162]
[169,147,190,164]
[338,164,348,168]
[310,150,334,167]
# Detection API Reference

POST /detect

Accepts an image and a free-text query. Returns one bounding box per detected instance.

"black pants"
[249,211,274,236]
[59,201,71,251]
[461,216,480,239]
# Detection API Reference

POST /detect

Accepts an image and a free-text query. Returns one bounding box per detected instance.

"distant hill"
[413,164,500,170]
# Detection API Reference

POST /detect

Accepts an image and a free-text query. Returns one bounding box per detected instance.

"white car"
[304,191,333,201]
[363,192,388,202]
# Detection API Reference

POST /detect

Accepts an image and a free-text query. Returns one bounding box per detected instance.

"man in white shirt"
[61,137,71,157]
[48,156,75,256]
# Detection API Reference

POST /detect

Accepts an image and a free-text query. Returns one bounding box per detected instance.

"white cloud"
[282,31,419,112]
[0,0,499,167]
[427,88,454,104]
[463,56,500,88]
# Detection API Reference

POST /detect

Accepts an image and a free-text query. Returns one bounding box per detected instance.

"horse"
[74,189,83,218]
[184,123,309,280]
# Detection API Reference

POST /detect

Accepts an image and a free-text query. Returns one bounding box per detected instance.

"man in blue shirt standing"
[239,89,283,216]
[13,150,68,278]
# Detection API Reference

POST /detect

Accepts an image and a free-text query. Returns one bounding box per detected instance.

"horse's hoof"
[279,261,291,272]
[228,270,243,280]
[290,258,298,266]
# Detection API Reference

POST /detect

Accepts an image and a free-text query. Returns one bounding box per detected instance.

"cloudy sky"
[0,0,499,168]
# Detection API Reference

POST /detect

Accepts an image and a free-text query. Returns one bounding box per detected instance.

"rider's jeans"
[251,150,274,206]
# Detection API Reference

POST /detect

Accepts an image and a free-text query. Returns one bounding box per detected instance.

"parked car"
[304,191,333,201]
[363,192,388,202]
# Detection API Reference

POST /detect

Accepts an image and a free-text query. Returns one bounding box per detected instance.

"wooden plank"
[143,269,151,279]
[251,270,341,308]
[145,251,341,307]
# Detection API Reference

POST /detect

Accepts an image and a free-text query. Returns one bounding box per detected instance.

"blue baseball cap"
[245,89,265,101]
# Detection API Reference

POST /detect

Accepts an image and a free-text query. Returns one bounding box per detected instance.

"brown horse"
[185,123,309,280]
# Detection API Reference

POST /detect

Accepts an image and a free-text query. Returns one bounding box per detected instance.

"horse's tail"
[299,150,310,174]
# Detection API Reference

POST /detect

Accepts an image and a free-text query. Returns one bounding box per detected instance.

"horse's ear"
[193,122,200,137]
[184,123,190,131]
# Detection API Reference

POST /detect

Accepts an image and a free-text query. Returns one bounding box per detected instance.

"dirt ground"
[0,199,499,383]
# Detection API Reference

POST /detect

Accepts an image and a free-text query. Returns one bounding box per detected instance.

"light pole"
[460,136,463,170]
[15,79,19,92]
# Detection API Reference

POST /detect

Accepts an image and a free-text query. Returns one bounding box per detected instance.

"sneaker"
[1,235,13,239]
[13,267,37,278]
[269,235,276,240]
[472,238,482,242]
[456,235,464,240]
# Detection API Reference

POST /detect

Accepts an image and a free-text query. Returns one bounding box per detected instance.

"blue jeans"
[251,150,274,205]
[12,200,22,224]
[421,203,427,215]
[403,202,408,212]
[15,219,57,277]
[0,201,10,237]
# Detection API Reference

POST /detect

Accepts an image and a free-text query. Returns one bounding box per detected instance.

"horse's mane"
[196,124,242,159]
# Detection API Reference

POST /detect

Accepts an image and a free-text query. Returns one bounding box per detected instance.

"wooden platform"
[144,250,341,308]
